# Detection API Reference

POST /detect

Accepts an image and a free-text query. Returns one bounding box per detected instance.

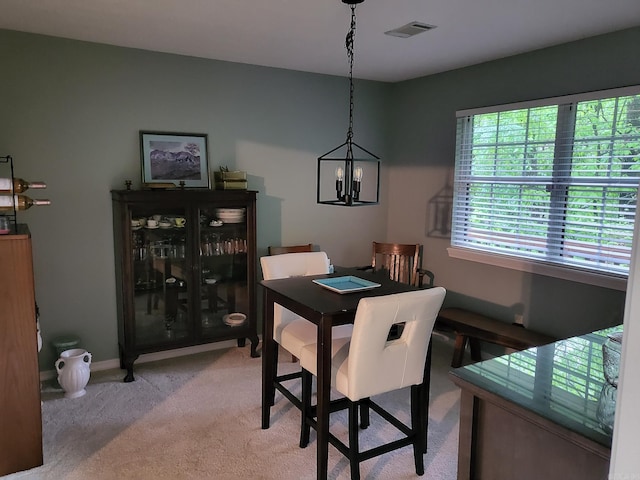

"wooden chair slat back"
[371,242,421,286]
[268,244,313,256]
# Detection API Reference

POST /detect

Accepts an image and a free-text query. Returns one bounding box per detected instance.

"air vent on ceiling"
[384,22,437,38]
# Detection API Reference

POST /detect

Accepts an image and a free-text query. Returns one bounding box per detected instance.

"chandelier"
[316,0,380,206]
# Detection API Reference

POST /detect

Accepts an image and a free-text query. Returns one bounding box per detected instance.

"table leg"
[316,315,332,480]
[261,290,276,429]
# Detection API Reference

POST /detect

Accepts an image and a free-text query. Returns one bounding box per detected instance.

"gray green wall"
[387,27,640,339]
[0,29,389,367]
[1,27,638,370]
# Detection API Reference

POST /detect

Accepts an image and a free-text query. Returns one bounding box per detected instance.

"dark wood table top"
[260,266,420,319]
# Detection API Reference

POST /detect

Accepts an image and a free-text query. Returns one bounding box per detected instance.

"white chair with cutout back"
[260,252,353,420]
[299,287,446,480]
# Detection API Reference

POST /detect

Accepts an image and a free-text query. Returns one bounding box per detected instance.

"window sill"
[447,247,627,291]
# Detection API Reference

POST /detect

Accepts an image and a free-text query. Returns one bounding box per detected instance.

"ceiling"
[1,0,639,83]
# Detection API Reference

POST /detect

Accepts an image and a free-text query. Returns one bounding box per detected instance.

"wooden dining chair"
[370,241,434,288]
[260,252,353,422]
[298,287,446,480]
[268,243,313,255]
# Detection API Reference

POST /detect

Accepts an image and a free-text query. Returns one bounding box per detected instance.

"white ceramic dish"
[223,312,246,326]
[217,212,244,217]
[216,208,245,214]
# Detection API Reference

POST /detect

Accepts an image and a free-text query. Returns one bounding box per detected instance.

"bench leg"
[451,334,468,368]
[469,338,482,362]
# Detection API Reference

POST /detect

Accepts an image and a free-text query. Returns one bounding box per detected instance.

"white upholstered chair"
[299,287,446,480]
[260,252,353,416]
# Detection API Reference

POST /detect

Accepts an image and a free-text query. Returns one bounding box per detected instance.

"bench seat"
[435,307,557,368]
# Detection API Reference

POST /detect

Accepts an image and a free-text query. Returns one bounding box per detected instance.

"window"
[450,86,640,289]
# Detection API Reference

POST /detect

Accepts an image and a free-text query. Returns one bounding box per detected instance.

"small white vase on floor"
[55,348,92,399]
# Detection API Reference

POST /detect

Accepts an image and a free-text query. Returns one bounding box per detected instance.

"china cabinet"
[111,189,259,382]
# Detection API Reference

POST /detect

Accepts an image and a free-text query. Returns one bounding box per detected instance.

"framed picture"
[140,131,210,188]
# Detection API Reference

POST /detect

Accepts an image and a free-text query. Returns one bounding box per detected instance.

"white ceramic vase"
[55,348,92,399]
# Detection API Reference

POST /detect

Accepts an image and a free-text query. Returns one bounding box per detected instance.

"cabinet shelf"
[112,189,259,382]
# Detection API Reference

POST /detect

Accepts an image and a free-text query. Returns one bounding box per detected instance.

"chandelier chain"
[345,4,356,159]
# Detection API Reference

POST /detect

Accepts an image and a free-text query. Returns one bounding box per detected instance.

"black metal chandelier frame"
[317,0,380,207]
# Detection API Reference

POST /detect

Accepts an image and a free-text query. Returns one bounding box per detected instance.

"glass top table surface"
[450,325,622,448]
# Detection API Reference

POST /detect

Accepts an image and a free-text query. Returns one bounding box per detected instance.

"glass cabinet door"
[130,206,190,345]
[198,205,249,337]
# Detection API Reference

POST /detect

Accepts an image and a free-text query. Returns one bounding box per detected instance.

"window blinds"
[452,88,640,278]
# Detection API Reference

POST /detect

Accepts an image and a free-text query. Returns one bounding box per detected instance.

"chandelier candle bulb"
[0,194,51,211]
[352,166,363,200]
[335,167,344,198]
[0,178,46,194]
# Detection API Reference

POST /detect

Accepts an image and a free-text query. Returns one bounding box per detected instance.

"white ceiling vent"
[384,22,437,38]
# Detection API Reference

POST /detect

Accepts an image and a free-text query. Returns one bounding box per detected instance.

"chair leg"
[422,338,432,454]
[359,399,370,429]
[299,369,312,448]
[348,401,361,480]
[411,385,425,475]
[270,343,279,406]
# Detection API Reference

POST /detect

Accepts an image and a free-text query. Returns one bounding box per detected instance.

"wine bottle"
[0,178,47,194]
[0,194,51,211]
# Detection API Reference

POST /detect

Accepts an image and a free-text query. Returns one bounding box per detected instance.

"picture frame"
[140,131,210,188]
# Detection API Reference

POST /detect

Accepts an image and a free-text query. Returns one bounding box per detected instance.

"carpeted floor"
[3,334,460,480]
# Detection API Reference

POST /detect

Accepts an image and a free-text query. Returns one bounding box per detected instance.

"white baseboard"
[40,339,253,381]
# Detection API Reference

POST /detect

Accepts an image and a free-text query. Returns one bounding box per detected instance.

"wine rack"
[0,155,17,232]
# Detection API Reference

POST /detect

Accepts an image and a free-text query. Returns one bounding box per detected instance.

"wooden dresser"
[450,327,617,480]
[0,225,43,475]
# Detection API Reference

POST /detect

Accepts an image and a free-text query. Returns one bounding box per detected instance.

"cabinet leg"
[122,354,139,383]
[250,335,260,358]
[237,338,246,347]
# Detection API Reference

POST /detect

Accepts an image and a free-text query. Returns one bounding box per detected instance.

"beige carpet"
[3,335,460,480]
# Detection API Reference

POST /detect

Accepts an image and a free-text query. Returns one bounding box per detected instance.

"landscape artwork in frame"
[140,131,210,188]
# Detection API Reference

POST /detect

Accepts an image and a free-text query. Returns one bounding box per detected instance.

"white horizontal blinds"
[559,96,640,274]
[453,105,558,258]
[452,90,640,277]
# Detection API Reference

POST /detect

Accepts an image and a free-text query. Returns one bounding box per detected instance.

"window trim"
[456,85,640,117]
[447,246,627,291]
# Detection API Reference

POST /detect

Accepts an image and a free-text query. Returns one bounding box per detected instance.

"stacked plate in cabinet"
[216,208,245,224]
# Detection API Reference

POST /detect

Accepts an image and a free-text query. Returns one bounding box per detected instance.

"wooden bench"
[435,307,557,368]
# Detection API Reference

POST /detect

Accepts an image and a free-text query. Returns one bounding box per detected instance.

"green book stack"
[214,170,247,190]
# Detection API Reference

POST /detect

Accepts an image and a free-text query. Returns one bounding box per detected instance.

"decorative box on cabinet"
[111,189,259,382]
[0,225,43,476]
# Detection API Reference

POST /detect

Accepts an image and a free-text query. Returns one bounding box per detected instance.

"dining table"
[260,266,418,479]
